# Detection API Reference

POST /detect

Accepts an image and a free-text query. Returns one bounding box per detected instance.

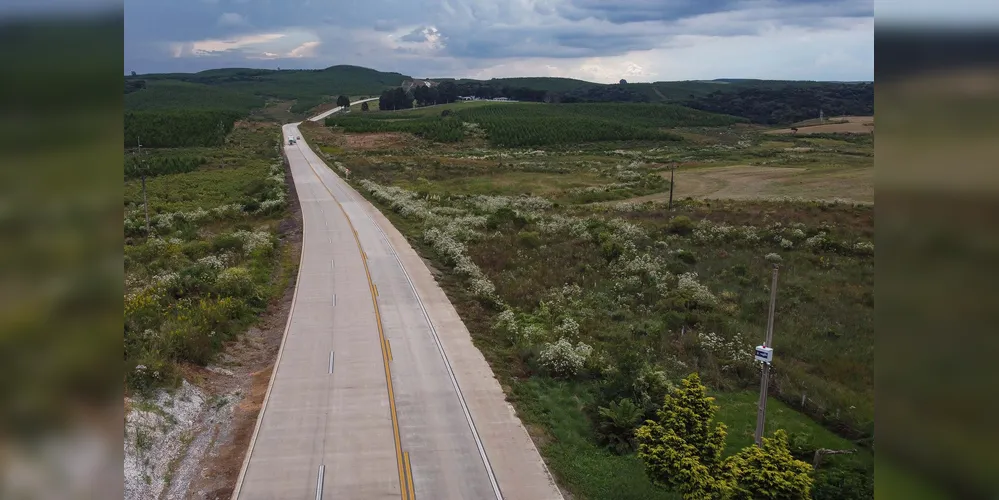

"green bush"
[667,216,695,235]
[517,231,542,248]
[486,207,529,230]
[596,398,643,454]
[812,461,873,500]
[676,249,698,264]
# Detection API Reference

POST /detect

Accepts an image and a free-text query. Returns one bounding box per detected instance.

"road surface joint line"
[299,144,408,500]
[329,351,334,374]
[229,138,306,500]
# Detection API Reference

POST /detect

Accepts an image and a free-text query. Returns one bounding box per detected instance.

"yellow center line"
[387,338,394,362]
[300,150,410,500]
[404,451,416,500]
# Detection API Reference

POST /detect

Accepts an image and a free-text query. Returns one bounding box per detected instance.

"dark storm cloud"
[124,0,873,79]
[557,0,872,25]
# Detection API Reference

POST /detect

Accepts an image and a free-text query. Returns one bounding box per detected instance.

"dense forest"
[683,83,874,124]
[124,109,242,148]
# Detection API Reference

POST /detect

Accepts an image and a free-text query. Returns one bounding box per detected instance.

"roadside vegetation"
[124,120,295,394]
[300,105,874,499]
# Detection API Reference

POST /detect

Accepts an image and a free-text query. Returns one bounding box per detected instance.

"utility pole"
[754,264,780,446]
[668,164,677,210]
[137,137,151,235]
[218,120,226,169]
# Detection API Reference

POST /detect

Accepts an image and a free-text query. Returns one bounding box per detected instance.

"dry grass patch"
[768,116,875,135]
[344,132,415,150]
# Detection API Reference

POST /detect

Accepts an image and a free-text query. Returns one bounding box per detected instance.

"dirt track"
[768,116,874,135]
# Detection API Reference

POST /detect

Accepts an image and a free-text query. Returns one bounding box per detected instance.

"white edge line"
[316,464,326,500]
[230,133,307,500]
[328,351,334,374]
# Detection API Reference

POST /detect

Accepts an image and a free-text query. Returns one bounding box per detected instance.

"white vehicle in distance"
[287,136,296,145]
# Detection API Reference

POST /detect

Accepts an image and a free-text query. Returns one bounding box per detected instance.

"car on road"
[288,136,296,145]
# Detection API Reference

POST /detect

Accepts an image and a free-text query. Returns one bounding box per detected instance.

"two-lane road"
[231,123,563,500]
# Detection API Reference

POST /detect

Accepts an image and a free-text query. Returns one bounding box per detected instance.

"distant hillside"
[125,65,410,115]
[124,64,872,124]
[452,77,595,93]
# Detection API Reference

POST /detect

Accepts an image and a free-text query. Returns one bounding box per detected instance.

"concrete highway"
[230,122,563,500]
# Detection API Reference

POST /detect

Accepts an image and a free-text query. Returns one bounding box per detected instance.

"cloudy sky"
[124,0,876,82]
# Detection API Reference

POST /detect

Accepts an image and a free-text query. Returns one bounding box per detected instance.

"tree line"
[124,109,242,148]
[683,84,874,125]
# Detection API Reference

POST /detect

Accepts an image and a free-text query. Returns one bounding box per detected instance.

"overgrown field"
[124,122,294,394]
[325,102,745,147]
[302,120,875,499]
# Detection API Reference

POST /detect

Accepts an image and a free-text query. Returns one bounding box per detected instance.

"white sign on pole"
[754,346,774,363]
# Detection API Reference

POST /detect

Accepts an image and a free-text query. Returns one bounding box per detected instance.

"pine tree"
[636,373,814,500]
[636,373,730,499]
[726,430,814,500]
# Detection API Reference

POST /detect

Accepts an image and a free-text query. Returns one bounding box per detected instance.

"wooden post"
[668,165,676,210]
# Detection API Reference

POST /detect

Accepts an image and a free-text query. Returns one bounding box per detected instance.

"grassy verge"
[124,121,291,394]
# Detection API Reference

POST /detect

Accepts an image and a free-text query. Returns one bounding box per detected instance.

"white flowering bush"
[215,203,245,218]
[493,309,517,333]
[613,252,674,296]
[853,240,874,255]
[232,229,273,254]
[615,169,643,182]
[554,317,580,338]
[779,238,794,249]
[692,221,740,243]
[361,180,432,219]
[215,267,256,297]
[152,271,181,289]
[197,254,227,271]
[179,207,209,223]
[697,331,752,363]
[805,232,828,250]
[537,215,589,237]
[422,225,499,303]
[538,338,593,378]
[765,252,783,263]
[676,272,717,307]
[607,218,645,242]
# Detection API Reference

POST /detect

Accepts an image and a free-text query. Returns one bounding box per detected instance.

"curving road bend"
[307,97,379,122]
[230,123,564,500]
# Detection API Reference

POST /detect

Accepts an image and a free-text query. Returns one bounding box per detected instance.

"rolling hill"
[124,65,873,123]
